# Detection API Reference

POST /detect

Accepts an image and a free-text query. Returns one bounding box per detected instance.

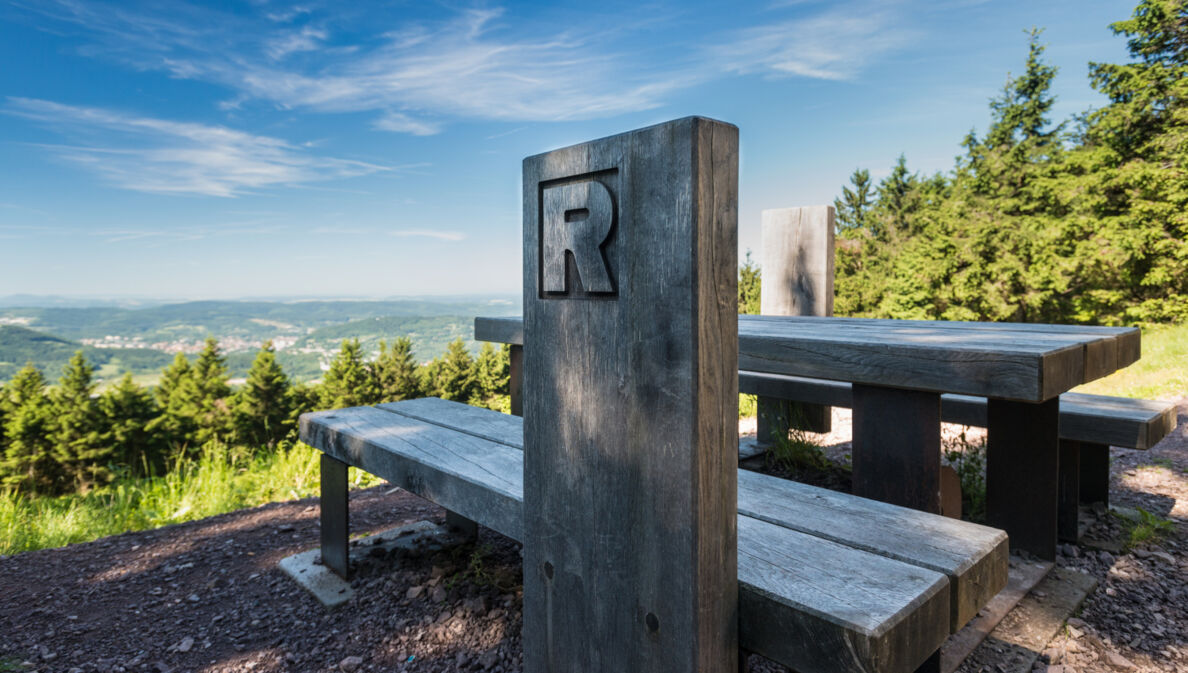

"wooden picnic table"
[475,314,1140,560]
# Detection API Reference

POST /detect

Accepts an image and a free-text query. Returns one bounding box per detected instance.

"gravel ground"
[1,400,1184,673]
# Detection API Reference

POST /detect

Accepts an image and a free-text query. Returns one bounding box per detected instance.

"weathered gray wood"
[757,206,834,436]
[737,515,949,673]
[736,470,1007,633]
[300,406,525,542]
[379,397,1005,635]
[852,384,942,514]
[987,398,1061,560]
[736,373,1176,451]
[760,206,835,317]
[320,454,349,579]
[302,402,953,673]
[478,314,1128,401]
[521,117,739,672]
[508,344,523,417]
[474,316,523,345]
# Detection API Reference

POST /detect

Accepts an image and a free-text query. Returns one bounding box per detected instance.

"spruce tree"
[834,168,874,234]
[1,364,59,493]
[148,352,198,453]
[51,351,108,490]
[184,337,233,446]
[235,341,293,449]
[372,337,422,403]
[435,339,476,402]
[471,342,510,410]
[99,373,162,476]
[320,339,378,409]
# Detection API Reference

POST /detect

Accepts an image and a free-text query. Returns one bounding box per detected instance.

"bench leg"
[852,385,942,514]
[987,398,1059,560]
[320,454,350,579]
[1058,440,1080,543]
[446,509,479,542]
[509,344,523,417]
[1078,441,1110,506]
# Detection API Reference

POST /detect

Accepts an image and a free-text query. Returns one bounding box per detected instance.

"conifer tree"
[0,364,59,493]
[99,373,162,475]
[184,337,233,446]
[320,339,378,409]
[235,341,293,449]
[148,352,198,452]
[471,342,509,410]
[834,168,874,234]
[434,339,476,403]
[372,337,422,403]
[50,351,108,490]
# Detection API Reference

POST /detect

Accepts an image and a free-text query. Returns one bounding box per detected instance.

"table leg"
[1078,442,1110,506]
[987,398,1059,560]
[1058,440,1081,543]
[852,384,942,514]
[320,454,350,579]
[446,509,479,542]
[509,344,523,417]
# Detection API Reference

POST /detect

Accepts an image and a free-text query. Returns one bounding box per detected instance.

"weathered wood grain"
[320,454,349,578]
[477,315,1131,401]
[736,373,1176,450]
[378,397,1005,635]
[760,207,835,317]
[300,406,525,542]
[987,398,1061,560]
[302,402,954,673]
[521,117,739,672]
[757,206,834,436]
[852,384,942,514]
[736,470,1006,633]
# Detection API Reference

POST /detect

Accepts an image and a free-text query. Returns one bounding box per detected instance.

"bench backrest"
[522,117,740,672]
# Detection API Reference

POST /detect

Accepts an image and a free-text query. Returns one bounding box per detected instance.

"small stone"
[1106,652,1136,669]
[187,593,200,603]
[480,650,499,670]
[456,651,471,667]
[1099,551,1115,565]
[1133,548,1152,559]
[1067,618,1087,629]
[339,655,364,672]
[431,585,447,603]
[1067,626,1083,639]
[407,586,424,600]
[177,636,194,653]
[1151,551,1175,564]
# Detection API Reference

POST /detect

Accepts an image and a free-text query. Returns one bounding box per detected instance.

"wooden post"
[522,117,739,672]
[1078,441,1110,506]
[1058,440,1081,543]
[320,454,349,579]
[756,206,833,441]
[852,384,942,514]
[987,399,1060,560]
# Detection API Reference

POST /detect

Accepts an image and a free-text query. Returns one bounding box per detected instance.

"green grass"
[1118,507,1175,549]
[0,443,383,556]
[1075,322,1188,399]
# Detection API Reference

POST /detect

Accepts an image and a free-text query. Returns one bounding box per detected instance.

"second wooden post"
[522,117,740,672]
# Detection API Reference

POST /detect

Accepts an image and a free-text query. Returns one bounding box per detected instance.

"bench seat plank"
[301,403,951,673]
[738,372,1177,450]
[377,397,1004,633]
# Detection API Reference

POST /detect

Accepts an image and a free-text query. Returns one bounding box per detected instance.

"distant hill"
[0,297,519,342]
[0,325,172,382]
[297,315,477,362]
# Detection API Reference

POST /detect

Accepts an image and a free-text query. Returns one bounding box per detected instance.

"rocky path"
[1,401,1185,673]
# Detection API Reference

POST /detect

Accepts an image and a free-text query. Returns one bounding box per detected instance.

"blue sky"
[0,0,1135,299]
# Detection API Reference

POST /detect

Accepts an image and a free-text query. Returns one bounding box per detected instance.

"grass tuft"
[0,441,383,556]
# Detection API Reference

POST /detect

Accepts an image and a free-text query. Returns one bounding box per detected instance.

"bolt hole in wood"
[543,561,554,580]
[645,612,660,634]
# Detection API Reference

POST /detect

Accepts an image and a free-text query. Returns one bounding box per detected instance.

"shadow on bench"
[301,397,1009,673]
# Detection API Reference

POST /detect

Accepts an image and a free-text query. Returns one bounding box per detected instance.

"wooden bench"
[301,397,1008,673]
[475,315,1175,540]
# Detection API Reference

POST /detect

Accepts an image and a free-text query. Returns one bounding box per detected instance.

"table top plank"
[476,315,1133,401]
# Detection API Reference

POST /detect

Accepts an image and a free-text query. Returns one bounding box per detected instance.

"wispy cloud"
[391,229,465,241]
[5,97,388,197]
[14,1,921,135]
[715,4,916,81]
